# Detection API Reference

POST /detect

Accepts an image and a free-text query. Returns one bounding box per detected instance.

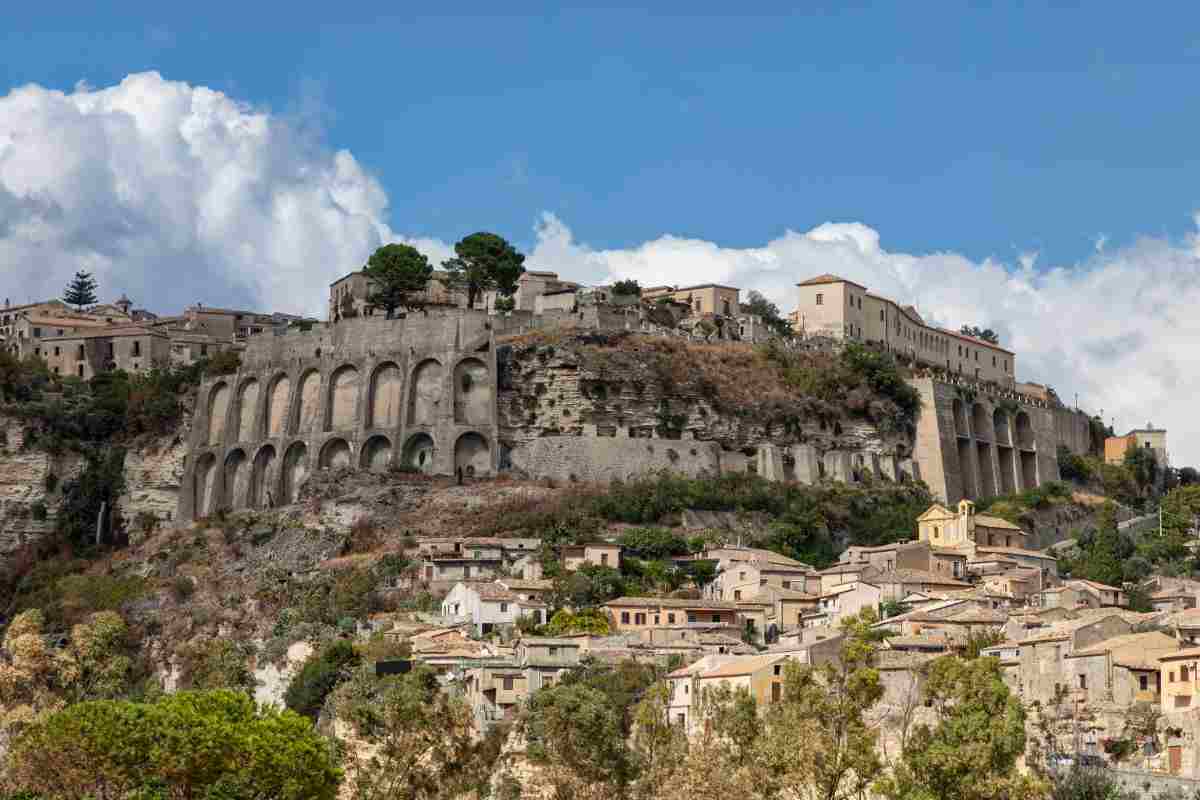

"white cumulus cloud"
[0,72,436,318]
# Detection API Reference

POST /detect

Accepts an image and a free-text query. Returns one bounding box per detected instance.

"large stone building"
[643,283,741,317]
[790,274,1016,386]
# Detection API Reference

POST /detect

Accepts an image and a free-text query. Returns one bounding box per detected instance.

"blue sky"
[4,2,1200,265]
[3,4,1200,460]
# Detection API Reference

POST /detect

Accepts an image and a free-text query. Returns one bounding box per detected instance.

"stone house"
[511,553,544,581]
[440,580,548,637]
[642,284,741,318]
[462,637,582,734]
[560,542,622,571]
[814,581,882,627]
[839,540,968,581]
[865,569,973,603]
[1015,614,1133,705]
[1063,631,1175,709]
[703,547,819,600]
[328,269,468,320]
[496,578,554,604]
[35,325,172,379]
[1159,647,1200,713]
[980,641,1022,691]
[1066,579,1128,609]
[483,270,580,313]
[421,550,503,583]
[667,653,793,734]
[604,597,739,633]
[1033,585,1087,610]
[755,585,819,633]
[817,562,872,595]
[791,274,1015,386]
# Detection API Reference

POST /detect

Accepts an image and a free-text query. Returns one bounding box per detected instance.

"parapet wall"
[180,311,500,520]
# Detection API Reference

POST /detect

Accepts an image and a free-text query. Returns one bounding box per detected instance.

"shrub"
[171,576,195,603]
[284,639,361,720]
[29,501,47,521]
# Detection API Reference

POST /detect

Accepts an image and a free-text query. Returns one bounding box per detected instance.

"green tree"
[363,244,434,318]
[541,608,611,636]
[5,690,340,799]
[336,665,474,800]
[441,232,526,309]
[742,289,793,337]
[63,270,98,310]
[959,325,999,345]
[1124,445,1159,493]
[630,682,686,800]
[524,681,632,799]
[755,609,886,800]
[877,656,1043,800]
[1079,502,1126,587]
[285,639,361,720]
[612,279,642,297]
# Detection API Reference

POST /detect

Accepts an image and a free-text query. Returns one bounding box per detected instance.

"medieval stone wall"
[511,437,724,483]
[179,312,500,521]
[911,376,1071,504]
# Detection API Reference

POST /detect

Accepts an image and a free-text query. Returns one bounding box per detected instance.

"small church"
[916,499,1028,555]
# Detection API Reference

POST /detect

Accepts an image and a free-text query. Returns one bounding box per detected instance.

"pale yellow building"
[790,273,1015,386]
[916,500,1027,551]
[643,284,740,317]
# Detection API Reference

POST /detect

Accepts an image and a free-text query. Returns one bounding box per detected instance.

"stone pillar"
[868,452,882,480]
[756,444,785,482]
[825,450,853,483]
[791,444,821,484]
[582,423,598,437]
[878,453,899,481]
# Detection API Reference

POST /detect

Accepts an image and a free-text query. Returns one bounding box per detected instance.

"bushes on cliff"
[56,448,127,549]
[284,639,361,720]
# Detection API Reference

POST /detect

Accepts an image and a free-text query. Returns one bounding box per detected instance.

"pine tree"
[63,271,98,310]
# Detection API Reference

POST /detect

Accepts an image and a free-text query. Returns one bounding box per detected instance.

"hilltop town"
[0,250,1194,799]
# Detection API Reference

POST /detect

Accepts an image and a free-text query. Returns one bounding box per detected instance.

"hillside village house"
[1063,631,1174,709]
[560,542,622,571]
[705,546,819,601]
[642,284,741,317]
[604,597,739,633]
[1017,614,1133,704]
[790,274,1016,386]
[440,580,548,636]
[462,637,582,732]
[666,653,793,733]
[1105,423,1169,467]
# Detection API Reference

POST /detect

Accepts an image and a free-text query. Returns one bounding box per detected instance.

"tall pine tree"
[63,271,98,310]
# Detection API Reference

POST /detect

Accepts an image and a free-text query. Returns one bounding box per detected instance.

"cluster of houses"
[0,295,313,379]
[366,499,1200,778]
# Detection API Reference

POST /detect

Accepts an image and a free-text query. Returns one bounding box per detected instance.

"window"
[77,364,83,377]
[711,613,720,623]
[1140,675,1149,691]
[815,293,823,305]
[32,327,41,338]
[676,713,686,725]
[772,682,782,703]
[600,553,609,566]
[33,348,39,356]
[200,344,208,356]
[880,309,884,321]
[635,613,646,625]
[1170,671,1176,682]
[1183,666,1190,682]
[1078,675,1087,690]
[500,602,508,613]
[53,346,59,356]
[739,571,746,581]
[782,581,791,589]
[668,613,676,624]
[734,590,742,600]
[773,664,782,676]
[548,646,558,657]
[992,355,996,367]
[133,341,141,357]
[502,677,514,691]
[687,613,697,623]
[723,299,731,316]
[621,612,630,624]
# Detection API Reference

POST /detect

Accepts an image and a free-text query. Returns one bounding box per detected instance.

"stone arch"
[281,441,308,504]
[402,433,436,473]
[1015,411,1035,449]
[223,448,250,510]
[207,382,230,446]
[453,357,491,425]
[264,374,291,439]
[249,445,278,509]
[454,432,491,477]
[971,403,990,441]
[294,369,322,434]
[368,362,403,429]
[407,359,444,426]
[319,437,352,469]
[360,435,393,472]
[993,408,1012,446]
[952,399,969,438]
[194,452,218,517]
[233,378,259,442]
[326,365,360,432]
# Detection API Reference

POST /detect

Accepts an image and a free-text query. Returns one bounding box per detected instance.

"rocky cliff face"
[497,333,911,466]
[0,408,192,553]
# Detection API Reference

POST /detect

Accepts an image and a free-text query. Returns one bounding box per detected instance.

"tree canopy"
[5,690,341,800]
[441,232,526,309]
[742,290,793,337]
[63,270,98,310]
[363,243,434,318]
[612,279,642,297]
[959,325,999,345]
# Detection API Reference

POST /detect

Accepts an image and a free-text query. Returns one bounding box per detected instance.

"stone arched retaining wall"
[179,313,499,521]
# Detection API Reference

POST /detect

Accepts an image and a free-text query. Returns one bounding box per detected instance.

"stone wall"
[180,312,500,521]
[911,376,1064,504]
[0,417,75,553]
[510,436,723,483]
